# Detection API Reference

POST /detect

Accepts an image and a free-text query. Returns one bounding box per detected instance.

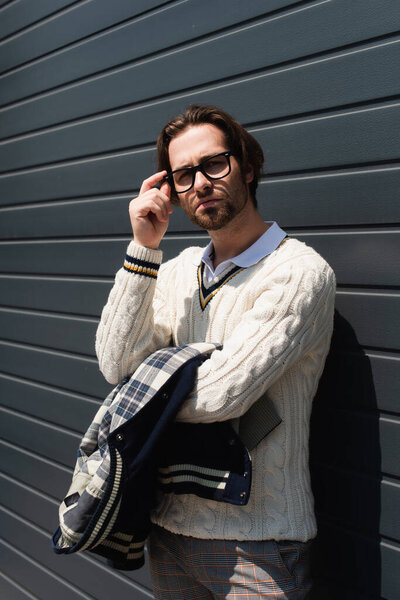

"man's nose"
[193,169,212,192]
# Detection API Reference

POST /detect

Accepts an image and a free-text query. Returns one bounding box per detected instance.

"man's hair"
[157,105,264,206]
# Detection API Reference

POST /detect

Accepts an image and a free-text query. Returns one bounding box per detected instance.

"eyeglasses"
[164,151,233,193]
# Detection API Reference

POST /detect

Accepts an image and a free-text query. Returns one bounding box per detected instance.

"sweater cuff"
[123,241,163,279]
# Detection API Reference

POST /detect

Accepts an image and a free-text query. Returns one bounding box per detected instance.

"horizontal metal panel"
[0,572,34,600]
[0,148,154,205]
[381,542,400,600]
[0,373,99,432]
[311,464,400,541]
[0,0,296,97]
[0,237,131,275]
[0,274,112,316]
[314,521,400,599]
[0,472,65,540]
[0,508,154,600]
[2,38,400,173]
[316,344,399,414]
[2,104,400,206]
[0,0,165,73]
[0,407,81,468]
[0,307,97,355]
[254,103,400,174]
[334,291,400,350]
[380,418,400,477]
[294,230,400,288]
[369,352,400,413]
[0,192,198,238]
[0,195,134,237]
[0,340,111,397]
[381,480,400,543]
[0,231,398,287]
[261,166,400,227]
[0,0,74,42]
[310,408,400,477]
[0,439,71,500]
[1,541,89,600]
[1,0,400,138]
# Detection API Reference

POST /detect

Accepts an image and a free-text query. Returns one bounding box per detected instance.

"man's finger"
[132,194,169,222]
[160,179,173,213]
[139,171,168,195]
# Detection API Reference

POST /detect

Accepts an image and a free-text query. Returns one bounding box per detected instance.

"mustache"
[196,188,215,199]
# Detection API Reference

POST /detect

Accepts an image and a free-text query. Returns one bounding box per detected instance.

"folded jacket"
[52,343,257,570]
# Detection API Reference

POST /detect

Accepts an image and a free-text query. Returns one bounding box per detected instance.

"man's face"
[168,124,253,231]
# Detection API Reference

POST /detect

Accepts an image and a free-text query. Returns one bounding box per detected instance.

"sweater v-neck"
[197,262,244,311]
[196,222,288,311]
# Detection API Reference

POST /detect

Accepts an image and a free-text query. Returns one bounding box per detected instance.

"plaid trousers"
[148,525,312,599]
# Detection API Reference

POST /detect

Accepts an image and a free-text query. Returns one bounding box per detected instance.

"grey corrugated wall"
[0,1,399,598]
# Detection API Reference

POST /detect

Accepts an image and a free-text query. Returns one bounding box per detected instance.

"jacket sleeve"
[176,255,336,423]
[95,242,172,384]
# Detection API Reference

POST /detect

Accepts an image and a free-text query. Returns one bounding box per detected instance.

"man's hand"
[129,171,173,249]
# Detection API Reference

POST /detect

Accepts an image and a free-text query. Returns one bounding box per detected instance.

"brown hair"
[157,105,264,206]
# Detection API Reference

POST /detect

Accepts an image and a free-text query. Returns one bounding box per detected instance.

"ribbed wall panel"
[0,508,154,599]
[0,1,399,598]
[0,0,297,91]
[1,38,399,175]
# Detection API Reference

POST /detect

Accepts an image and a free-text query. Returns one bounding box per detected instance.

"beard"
[184,192,248,231]
[188,202,236,230]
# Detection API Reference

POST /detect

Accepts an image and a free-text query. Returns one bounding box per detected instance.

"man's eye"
[174,169,192,185]
[204,157,227,174]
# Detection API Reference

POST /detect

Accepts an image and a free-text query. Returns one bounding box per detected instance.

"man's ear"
[244,165,254,184]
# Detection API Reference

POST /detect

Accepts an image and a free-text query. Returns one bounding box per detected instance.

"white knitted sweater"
[96,237,336,542]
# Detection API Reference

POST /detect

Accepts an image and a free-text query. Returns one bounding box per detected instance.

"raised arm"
[95,172,173,383]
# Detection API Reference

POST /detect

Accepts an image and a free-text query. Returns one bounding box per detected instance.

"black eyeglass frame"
[163,151,233,194]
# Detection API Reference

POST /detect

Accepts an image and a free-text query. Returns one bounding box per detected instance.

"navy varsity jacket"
[52,344,278,570]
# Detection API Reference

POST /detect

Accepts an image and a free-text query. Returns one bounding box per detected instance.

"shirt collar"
[194,222,287,270]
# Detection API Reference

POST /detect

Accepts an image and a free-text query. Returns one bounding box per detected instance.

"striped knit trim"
[100,536,145,559]
[158,463,230,491]
[197,263,244,311]
[79,448,124,551]
[123,254,159,278]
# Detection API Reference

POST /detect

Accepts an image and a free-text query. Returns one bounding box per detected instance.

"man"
[96,105,336,599]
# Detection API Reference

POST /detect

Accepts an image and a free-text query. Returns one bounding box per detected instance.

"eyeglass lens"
[173,153,230,192]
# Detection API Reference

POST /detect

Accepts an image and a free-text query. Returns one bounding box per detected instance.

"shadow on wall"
[309,310,381,600]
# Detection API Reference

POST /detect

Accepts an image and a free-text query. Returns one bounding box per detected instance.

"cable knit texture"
[95,238,336,542]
